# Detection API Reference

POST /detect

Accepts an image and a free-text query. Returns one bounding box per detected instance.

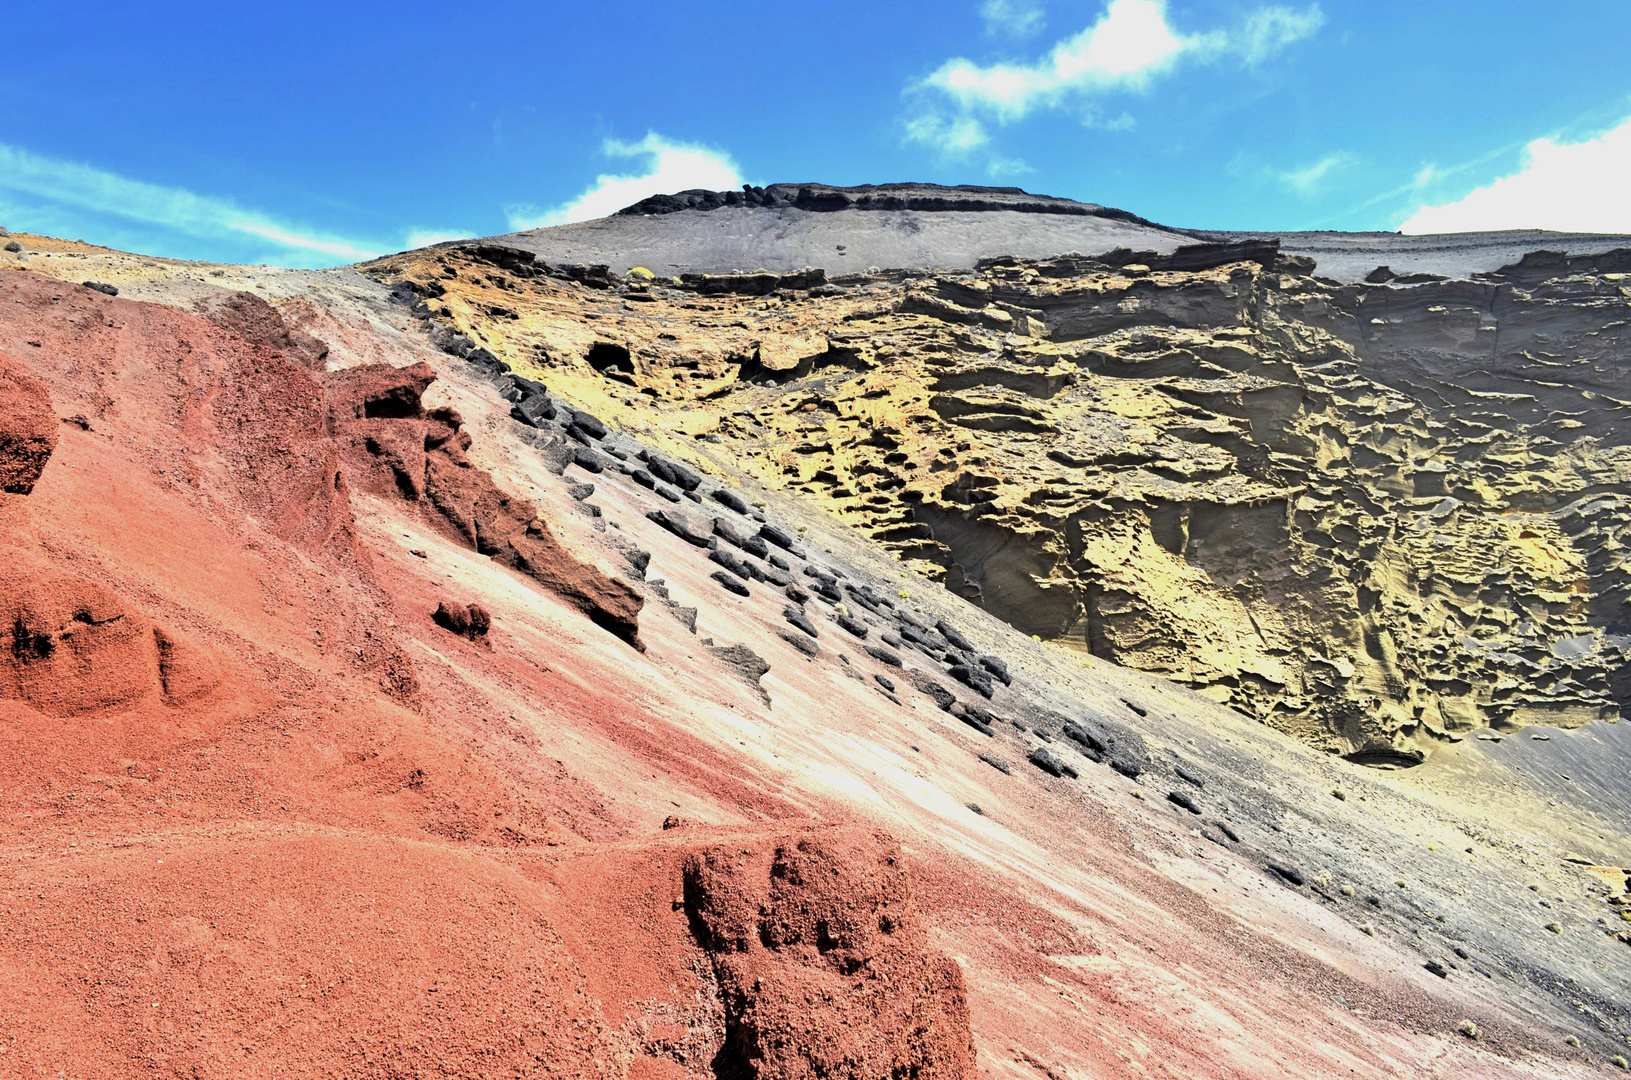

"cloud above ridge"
[1400,114,1631,235]
[920,0,1323,123]
[507,134,744,230]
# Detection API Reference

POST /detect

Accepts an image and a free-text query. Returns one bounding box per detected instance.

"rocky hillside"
[3,208,1630,1078]
[372,233,1631,764]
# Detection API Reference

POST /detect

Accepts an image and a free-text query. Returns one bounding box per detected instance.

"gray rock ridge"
[1196,227,1631,284]
[616,182,1178,230]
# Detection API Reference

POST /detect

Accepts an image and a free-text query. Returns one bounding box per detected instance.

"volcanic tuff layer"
[374,238,1631,763]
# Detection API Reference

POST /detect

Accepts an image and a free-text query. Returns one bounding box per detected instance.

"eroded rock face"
[683,827,974,1080]
[371,242,1631,761]
[326,361,645,647]
[0,355,57,495]
[0,551,223,716]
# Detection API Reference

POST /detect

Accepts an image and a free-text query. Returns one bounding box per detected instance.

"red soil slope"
[0,272,969,1079]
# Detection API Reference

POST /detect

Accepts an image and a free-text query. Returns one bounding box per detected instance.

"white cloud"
[0,141,379,264]
[1282,151,1354,192]
[904,113,993,155]
[903,113,1031,177]
[507,133,744,230]
[981,0,1045,38]
[1082,107,1137,132]
[404,228,474,250]
[920,0,1322,121]
[1237,5,1326,65]
[1400,114,1631,234]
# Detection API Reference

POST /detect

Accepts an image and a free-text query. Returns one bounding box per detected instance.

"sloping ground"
[0,231,1628,1078]
[456,183,1629,283]
[470,184,1197,278]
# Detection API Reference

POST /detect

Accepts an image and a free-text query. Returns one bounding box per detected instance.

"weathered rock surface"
[0,355,57,494]
[375,238,1631,762]
[683,827,974,1079]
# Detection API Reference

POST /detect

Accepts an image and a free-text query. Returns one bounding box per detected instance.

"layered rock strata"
[372,241,1631,762]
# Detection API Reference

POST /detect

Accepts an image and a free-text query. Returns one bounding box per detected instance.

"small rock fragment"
[1167,791,1201,814]
[1267,863,1306,887]
[647,508,712,546]
[863,643,902,667]
[710,570,750,596]
[1028,747,1076,778]
[711,488,751,514]
[778,630,819,657]
[432,600,491,641]
[836,615,869,639]
[783,607,819,638]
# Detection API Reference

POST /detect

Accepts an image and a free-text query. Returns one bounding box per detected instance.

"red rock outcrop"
[327,360,645,646]
[684,828,975,1080]
[0,355,56,494]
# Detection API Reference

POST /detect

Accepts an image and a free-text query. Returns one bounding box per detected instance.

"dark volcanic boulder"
[647,454,701,491]
[948,663,994,699]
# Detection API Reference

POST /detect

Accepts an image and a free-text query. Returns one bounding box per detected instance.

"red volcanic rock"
[432,599,492,641]
[199,290,330,368]
[505,522,644,646]
[329,361,645,647]
[325,358,437,422]
[0,355,56,494]
[0,552,159,715]
[684,828,975,1080]
[0,545,222,716]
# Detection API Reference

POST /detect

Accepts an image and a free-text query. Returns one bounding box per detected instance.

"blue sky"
[4,1,1630,266]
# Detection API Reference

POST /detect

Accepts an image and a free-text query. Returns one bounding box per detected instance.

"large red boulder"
[684,827,976,1080]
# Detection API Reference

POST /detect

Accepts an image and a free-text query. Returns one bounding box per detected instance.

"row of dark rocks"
[402,272,1219,828]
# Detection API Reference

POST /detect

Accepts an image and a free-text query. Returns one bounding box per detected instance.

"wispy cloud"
[1082,107,1137,132]
[981,0,1046,38]
[1236,5,1326,65]
[917,0,1323,123]
[0,141,380,265]
[1400,113,1631,234]
[904,113,993,155]
[404,227,475,249]
[1281,151,1354,193]
[506,133,743,230]
[902,113,1031,177]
